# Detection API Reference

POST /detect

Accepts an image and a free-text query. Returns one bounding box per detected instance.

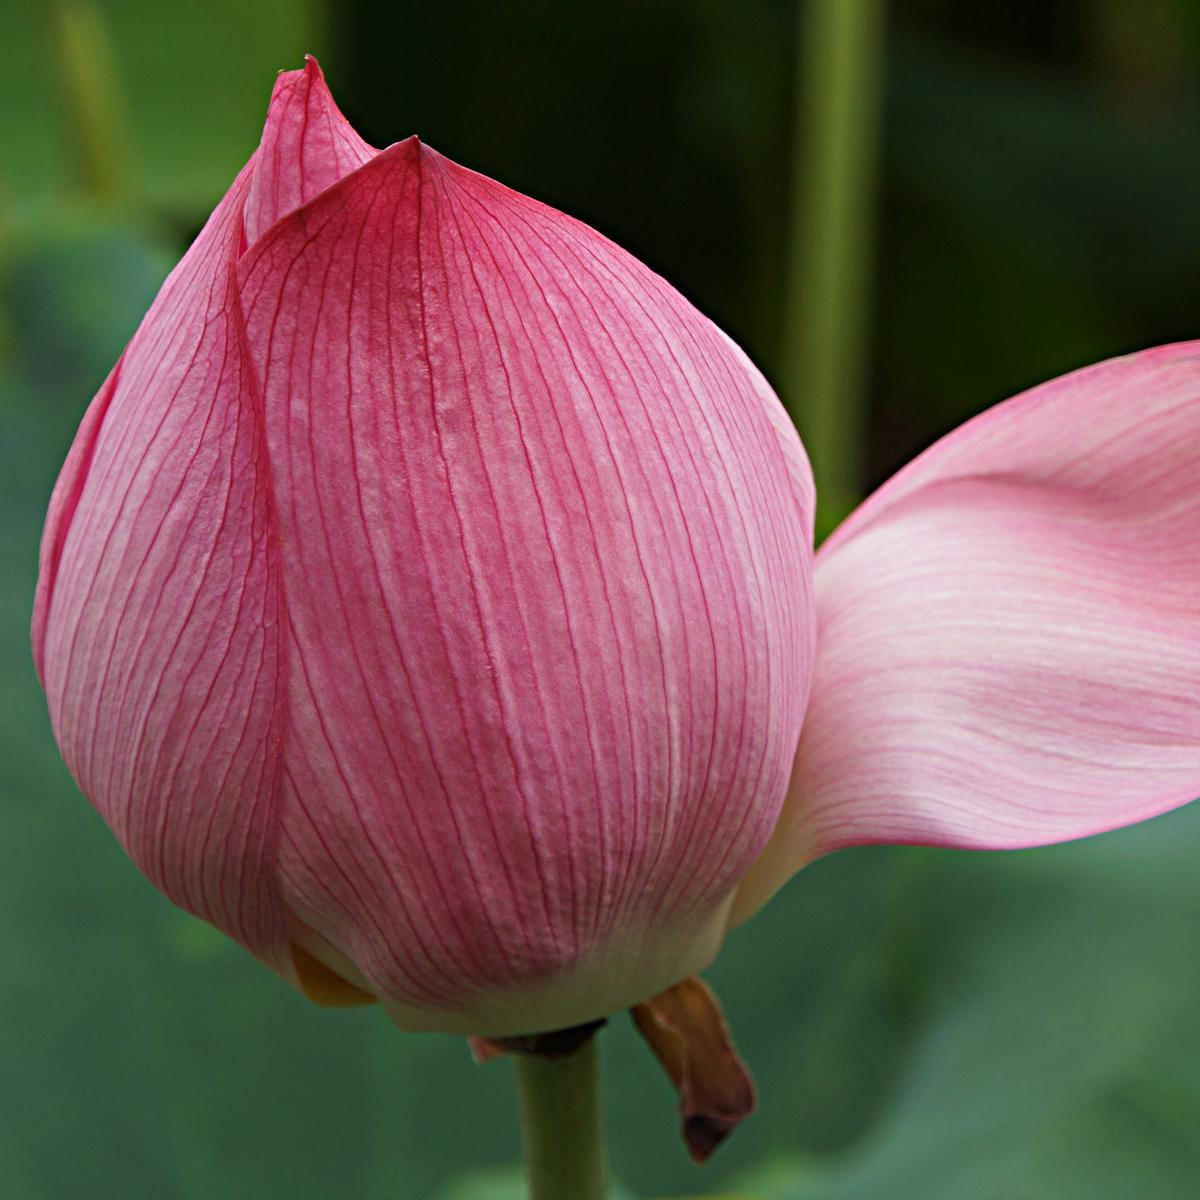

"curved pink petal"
[33,155,293,975]
[243,56,376,245]
[31,58,373,983]
[235,138,815,1032]
[734,343,1200,921]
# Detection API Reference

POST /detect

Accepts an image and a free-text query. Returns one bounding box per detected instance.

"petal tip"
[267,53,330,114]
[247,56,377,244]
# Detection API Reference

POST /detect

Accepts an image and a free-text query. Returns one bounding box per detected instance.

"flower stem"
[782,0,887,531]
[514,1040,609,1200]
[50,0,132,205]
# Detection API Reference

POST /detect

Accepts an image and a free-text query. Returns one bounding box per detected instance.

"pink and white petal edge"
[734,342,1200,923]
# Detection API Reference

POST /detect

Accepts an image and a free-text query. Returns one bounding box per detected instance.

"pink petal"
[735,343,1200,922]
[34,157,292,976]
[235,138,815,1032]
[243,56,377,246]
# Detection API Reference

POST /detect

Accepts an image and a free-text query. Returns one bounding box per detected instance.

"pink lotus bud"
[38,58,1200,1044]
[32,59,816,1034]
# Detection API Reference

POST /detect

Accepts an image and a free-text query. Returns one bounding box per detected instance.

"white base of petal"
[378,897,735,1037]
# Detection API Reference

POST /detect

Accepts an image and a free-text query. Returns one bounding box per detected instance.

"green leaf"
[730,808,1200,1199]
[433,1165,638,1200]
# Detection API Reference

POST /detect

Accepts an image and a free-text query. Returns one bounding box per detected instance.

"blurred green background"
[3,1,1200,1197]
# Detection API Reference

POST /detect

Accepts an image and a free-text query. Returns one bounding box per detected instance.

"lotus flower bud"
[33,59,816,1034]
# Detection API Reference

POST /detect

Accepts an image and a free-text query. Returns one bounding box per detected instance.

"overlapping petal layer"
[237,133,814,1031]
[32,156,294,974]
[735,344,1200,921]
[33,61,388,986]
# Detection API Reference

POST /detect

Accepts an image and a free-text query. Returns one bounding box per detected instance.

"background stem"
[515,1041,609,1200]
[50,0,131,204]
[782,0,887,530]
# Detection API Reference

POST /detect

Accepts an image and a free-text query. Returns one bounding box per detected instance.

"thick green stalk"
[782,0,886,526]
[514,1041,609,1200]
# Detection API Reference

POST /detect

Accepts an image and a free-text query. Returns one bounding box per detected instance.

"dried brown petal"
[631,976,756,1163]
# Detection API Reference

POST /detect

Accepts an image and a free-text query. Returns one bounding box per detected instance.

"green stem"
[514,1041,609,1200]
[51,0,131,204]
[782,0,887,528]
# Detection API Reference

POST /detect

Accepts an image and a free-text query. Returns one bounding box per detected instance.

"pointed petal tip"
[267,54,333,116]
[274,52,324,82]
[384,133,432,167]
[246,55,377,244]
[301,53,327,86]
[258,62,335,164]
